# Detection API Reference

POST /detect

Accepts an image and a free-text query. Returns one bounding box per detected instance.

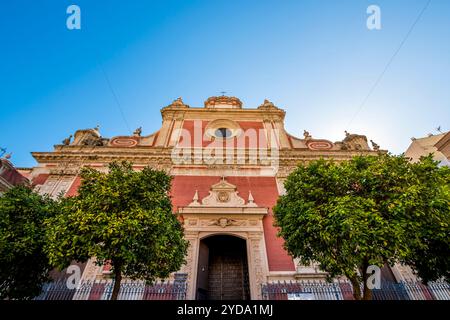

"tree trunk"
[361,260,372,300]
[349,276,362,300]
[363,284,373,300]
[111,262,122,301]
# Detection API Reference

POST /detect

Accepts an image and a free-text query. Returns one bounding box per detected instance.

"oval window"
[215,128,232,138]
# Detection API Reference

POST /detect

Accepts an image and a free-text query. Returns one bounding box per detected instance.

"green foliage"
[274,154,449,297]
[0,186,56,299]
[45,161,188,290]
[402,157,450,282]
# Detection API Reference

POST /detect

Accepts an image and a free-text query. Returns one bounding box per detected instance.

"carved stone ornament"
[217,191,230,203]
[72,127,108,146]
[204,96,243,109]
[338,132,370,151]
[306,139,333,150]
[257,99,279,110]
[109,136,139,147]
[188,176,258,207]
[165,97,189,109]
[207,217,245,228]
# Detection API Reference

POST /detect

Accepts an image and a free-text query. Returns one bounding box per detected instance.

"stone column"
[248,232,268,300]
[179,231,199,300]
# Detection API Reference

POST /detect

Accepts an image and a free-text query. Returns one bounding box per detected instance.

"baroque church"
[23,95,416,300]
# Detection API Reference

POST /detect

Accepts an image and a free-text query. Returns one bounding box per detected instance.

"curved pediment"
[189,176,257,208]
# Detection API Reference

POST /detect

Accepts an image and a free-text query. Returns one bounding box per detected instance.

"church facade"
[26,96,414,300]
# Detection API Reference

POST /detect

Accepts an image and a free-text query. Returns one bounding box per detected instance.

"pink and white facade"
[25,96,415,300]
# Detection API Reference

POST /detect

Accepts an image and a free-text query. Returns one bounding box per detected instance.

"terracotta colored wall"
[31,173,49,187]
[66,176,82,196]
[180,121,268,149]
[0,159,29,186]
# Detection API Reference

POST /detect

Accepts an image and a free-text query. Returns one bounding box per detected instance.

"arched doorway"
[196,235,250,300]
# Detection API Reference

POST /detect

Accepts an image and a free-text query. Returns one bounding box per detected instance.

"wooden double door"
[196,235,250,300]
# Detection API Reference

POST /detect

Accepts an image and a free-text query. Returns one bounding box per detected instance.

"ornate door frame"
[179,211,269,300]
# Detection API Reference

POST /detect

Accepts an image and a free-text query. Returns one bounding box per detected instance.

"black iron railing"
[34,273,188,300]
[261,280,450,300]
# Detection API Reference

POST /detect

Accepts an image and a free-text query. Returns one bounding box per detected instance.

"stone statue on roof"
[62,135,72,145]
[133,127,142,137]
[303,130,312,139]
[370,140,380,151]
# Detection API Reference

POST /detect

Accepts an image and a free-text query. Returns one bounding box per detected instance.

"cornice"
[160,106,286,121]
[32,146,383,164]
[178,206,268,215]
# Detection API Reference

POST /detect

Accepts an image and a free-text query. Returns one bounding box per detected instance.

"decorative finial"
[370,140,380,151]
[192,190,199,204]
[188,190,201,206]
[248,191,254,204]
[62,135,72,146]
[345,130,350,137]
[246,190,257,207]
[133,127,142,137]
[4,153,12,160]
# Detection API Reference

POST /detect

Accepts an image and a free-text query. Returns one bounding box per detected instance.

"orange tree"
[45,161,188,300]
[273,154,449,300]
[0,186,57,299]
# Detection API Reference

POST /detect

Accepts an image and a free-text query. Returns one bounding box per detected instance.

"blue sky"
[1,0,449,167]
